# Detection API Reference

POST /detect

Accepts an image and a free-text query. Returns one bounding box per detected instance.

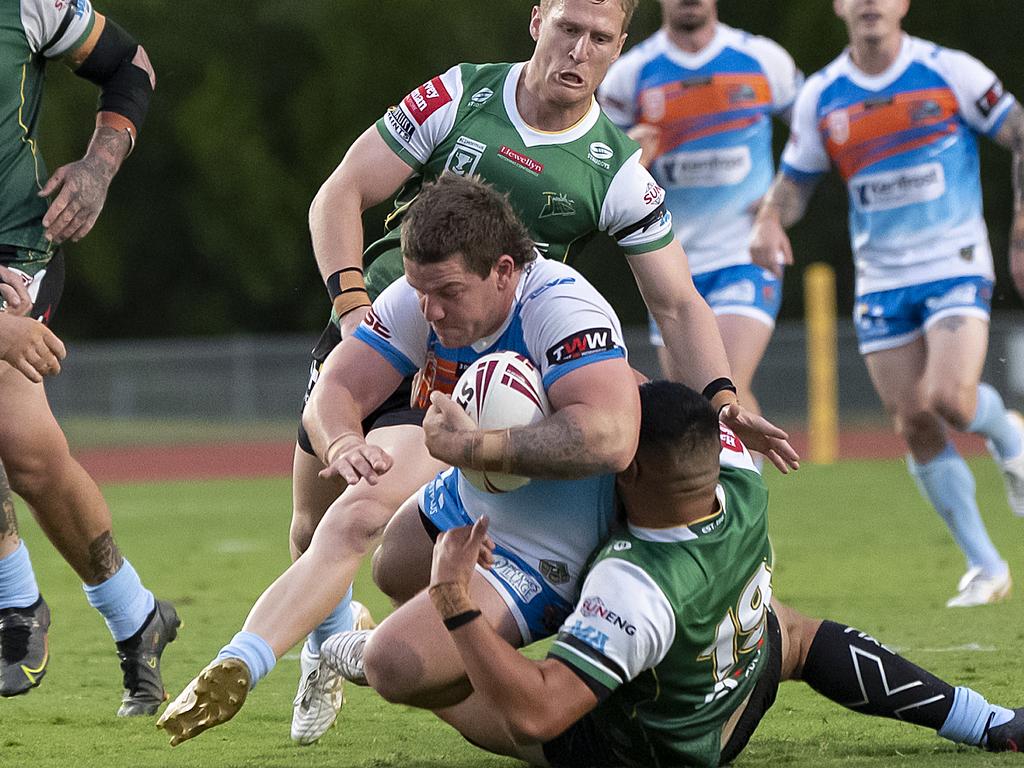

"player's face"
[833,0,908,45]
[404,253,517,348]
[529,0,628,108]
[660,0,717,34]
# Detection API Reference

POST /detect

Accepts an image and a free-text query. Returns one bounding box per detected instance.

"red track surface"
[74,430,990,484]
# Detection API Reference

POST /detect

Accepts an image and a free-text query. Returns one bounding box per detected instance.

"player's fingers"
[764,449,788,474]
[15,359,43,384]
[46,201,83,244]
[470,515,490,545]
[0,283,20,309]
[44,331,66,360]
[38,166,66,198]
[68,211,99,243]
[347,453,381,485]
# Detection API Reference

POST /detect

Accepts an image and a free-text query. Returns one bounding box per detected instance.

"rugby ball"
[453,351,550,493]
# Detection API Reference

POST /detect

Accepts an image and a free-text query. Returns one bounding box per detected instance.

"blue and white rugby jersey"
[599,24,801,274]
[781,35,1015,294]
[353,256,627,604]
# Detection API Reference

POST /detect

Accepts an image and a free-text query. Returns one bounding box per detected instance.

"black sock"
[802,620,954,730]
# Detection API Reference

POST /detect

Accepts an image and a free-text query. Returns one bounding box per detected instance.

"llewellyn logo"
[499,145,543,175]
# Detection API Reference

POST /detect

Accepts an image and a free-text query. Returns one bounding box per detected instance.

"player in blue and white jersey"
[751,0,1024,607]
[599,0,802,420]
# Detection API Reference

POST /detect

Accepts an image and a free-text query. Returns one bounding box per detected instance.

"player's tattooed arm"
[0,463,18,543]
[750,173,816,278]
[86,531,124,584]
[993,102,1024,296]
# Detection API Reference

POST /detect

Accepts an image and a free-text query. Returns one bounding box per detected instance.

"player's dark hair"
[638,381,720,458]
[401,174,536,278]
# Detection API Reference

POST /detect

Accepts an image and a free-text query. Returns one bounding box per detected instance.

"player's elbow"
[590,417,639,474]
[506,708,569,744]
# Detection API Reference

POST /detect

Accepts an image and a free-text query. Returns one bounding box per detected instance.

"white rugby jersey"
[599,24,801,273]
[781,36,1015,294]
[353,256,627,603]
[18,0,95,58]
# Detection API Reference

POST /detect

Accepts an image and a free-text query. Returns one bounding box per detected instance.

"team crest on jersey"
[826,110,849,145]
[640,88,666,122]
[728,84,757,104]
[469,87,494,106]
[910,99,942,123]
[539,191,576,219]
[445,136,486,176]
[539,559,570,585]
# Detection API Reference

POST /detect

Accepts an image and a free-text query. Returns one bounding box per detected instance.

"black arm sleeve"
[74,19,153,131]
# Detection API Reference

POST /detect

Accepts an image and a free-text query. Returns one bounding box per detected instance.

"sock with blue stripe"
[82,559,155,642]
[907,445,1007,577]
[217,631,277,689]
[967,383,1022,461]
[0,541,40,609]
[305,586,354,656]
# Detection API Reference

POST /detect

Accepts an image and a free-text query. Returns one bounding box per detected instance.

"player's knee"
[2,441,70,500]
[926,384,974,429]
[772,601,820,681]
[312,497,392,558]
[362,629,421,704]
[289,514,317,557]
[893,409,940,445]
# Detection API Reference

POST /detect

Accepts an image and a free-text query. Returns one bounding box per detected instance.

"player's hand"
[0,314,66,383]
[317,432,394,486]
[719,403,800,473]
[431,516,496,591]
[335,305,371,338]
[423,391,478,466]
[38,156,115,244]
[749,209,792,279]
[1009,213,1024,299]
[627,123,661,168]
[0,264,32,316]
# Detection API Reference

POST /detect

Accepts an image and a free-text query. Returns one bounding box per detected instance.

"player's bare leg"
[160,426,443,744]
[289,446,343,560]
[865,332,1008,606]
[0,366,177,713]
[372,491,438,604]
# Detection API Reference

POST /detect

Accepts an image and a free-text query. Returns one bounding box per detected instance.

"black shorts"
[296,319,425,455]
[0,247,64,327]
[542,610,783,768]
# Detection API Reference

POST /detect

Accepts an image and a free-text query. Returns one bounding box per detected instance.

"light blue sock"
[217,631,277,689]
[907,445,1006,577]
[82,559,155,642]
[967,383,1023,461]
[306,586,354,655]
[938,686,1014,745]
[0,541,40,609]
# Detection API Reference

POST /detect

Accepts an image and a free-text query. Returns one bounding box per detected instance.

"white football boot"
[990,410,1024,517]
[290,600,375,745]
[946,566,1012,608]
[319,628,373,686]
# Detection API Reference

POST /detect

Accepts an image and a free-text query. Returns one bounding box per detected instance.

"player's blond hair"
[539,0,638,32]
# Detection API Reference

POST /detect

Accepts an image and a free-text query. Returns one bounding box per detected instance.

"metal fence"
[47,314,1024,425]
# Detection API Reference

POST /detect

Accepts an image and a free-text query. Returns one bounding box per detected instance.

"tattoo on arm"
[761,173,815,228]
[0,463,18,540]
[86,531,124,583]
[995,103,1024,228]
[506,411,607,479]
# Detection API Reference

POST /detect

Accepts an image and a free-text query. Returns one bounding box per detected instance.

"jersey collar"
[838,33,913,91]
[658,23,730,70]
[627,484,728,543]
[504,62,602,148]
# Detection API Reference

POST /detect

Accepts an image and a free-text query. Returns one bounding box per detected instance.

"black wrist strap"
[702,377,737,402]
[443,609,482,631]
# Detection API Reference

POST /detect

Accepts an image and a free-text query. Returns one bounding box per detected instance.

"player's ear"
[494,255,516,287]
[529,5,543,42]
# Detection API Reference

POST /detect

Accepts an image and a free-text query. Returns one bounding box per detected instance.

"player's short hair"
[401,174,537,278]
[539,0,638,31]
[637,381,720,461]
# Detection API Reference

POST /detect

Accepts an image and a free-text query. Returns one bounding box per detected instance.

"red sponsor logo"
[719,426,744,453]
[643,181,665,206]
[362,309,391,340]
[402,76,452,125]
[499,145,544,175]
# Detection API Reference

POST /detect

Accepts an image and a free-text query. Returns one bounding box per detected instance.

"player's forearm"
[510,404,634,477]
[302,377,366,463]
[757,173,813,229]
[81,119,132,180]
[309,177,369,281]
[654,293,733,392]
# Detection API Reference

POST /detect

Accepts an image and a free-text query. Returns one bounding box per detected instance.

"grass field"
[4,458,1024,768]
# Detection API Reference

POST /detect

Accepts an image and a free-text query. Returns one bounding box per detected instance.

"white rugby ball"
[453,351,550,493]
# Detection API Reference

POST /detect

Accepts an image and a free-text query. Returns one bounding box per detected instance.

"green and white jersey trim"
[20,0,94,58]
[376,61,673,257]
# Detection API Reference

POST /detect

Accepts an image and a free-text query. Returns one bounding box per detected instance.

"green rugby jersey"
[548,429,773,768]
[364,61,674,296]
[0,0,94,269]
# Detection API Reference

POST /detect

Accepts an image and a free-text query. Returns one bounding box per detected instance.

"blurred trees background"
[35,0,1024,339]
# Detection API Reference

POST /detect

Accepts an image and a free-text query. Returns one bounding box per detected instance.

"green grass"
[3,459,1023,767]
[61,418,296,448]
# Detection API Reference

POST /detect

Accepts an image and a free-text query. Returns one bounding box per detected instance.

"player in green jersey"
[0,0,178,715]
[405,381,1024,766]
[282,0,797,743]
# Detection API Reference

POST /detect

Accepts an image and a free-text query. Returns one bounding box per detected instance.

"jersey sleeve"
[718,424,759,473]
[931,47,1015,137]
[547,558,675,700]
[745,34,803,116]
[375,64,464,170]
[520,270,627,389]
[597,51,643,129]
[20,0,96,58]
[779,74,830,182]
[351,278,429,376]
[599,150,674,254]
